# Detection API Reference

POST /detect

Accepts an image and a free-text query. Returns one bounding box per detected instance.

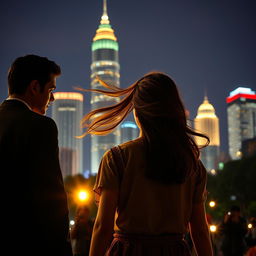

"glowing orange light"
[210,225,217,232]
[54,92,83,101]
[77,190,89,202]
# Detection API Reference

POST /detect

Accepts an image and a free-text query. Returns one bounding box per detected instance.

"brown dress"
[94,137,207,255]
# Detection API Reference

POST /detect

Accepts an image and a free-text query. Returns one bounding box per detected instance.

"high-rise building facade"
[52,92,84,177]
[194,96,220,171]
[121,121,139,144]
[90,0,121,174]
[226,87,256,160]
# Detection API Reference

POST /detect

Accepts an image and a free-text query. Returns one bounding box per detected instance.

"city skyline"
[1,0,256,171]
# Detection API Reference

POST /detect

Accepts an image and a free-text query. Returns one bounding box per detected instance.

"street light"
[210,225,217,233]
[74,189,90,205]
[210,169,217,175]
[77,190,89,202]
[78,190,89,202]
[209,201,216,208]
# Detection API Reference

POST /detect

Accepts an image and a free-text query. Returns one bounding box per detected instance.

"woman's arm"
[189,202,213,256]
[89,189,118,256]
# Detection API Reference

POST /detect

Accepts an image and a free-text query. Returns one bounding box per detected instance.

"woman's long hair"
[77,72,209,184]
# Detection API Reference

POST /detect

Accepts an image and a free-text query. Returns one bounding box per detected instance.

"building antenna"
[101,0,109,24]
[204,88,208,101]
[103,0,107,16]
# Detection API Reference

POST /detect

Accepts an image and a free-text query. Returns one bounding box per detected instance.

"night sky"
[1,0,256,171]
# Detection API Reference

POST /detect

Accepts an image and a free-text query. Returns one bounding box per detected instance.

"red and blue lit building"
[226,87,256,159]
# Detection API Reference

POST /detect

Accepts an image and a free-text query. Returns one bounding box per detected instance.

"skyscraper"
[226,87,256,160]
[52,92,84,177]
[90,0,121,174]
[121,121,139,144]
[194,96,220,171]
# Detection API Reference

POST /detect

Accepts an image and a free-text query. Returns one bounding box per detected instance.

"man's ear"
[28,80,41,95]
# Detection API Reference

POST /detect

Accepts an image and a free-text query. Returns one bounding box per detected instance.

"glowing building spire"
[194,96,220,146]
[92,0,117,47]
[194,96,220,171]
[101,0,109,24]
[196,95,218,120]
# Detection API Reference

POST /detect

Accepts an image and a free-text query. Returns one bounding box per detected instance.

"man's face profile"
[32,74,57,115]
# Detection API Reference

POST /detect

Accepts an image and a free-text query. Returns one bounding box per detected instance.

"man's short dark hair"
[8,54,61,95]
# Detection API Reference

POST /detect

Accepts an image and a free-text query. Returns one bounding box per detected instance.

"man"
[220,205,248,256]
[0,55,73,255]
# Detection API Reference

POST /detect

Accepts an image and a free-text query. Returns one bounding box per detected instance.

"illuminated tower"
[90,0,120,174]
[194,96,220,171]
[52,92,84,177]
[226,87,256,159]
[121,121,139,144]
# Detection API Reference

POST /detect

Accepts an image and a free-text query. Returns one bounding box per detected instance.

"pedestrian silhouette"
[220,205,247,256]
[71,205,94,256]
[245,217,256,256]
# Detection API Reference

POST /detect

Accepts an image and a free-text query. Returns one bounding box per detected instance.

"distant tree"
[206,155,256,221]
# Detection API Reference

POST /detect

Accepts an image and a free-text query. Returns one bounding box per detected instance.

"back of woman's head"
[133,72,187,137]
[78,71,209,184]
[132,72,207,183]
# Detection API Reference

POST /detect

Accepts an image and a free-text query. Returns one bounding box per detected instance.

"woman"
[79,72,213,256]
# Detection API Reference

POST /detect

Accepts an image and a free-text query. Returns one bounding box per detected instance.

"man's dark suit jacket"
[0,100,73,255]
